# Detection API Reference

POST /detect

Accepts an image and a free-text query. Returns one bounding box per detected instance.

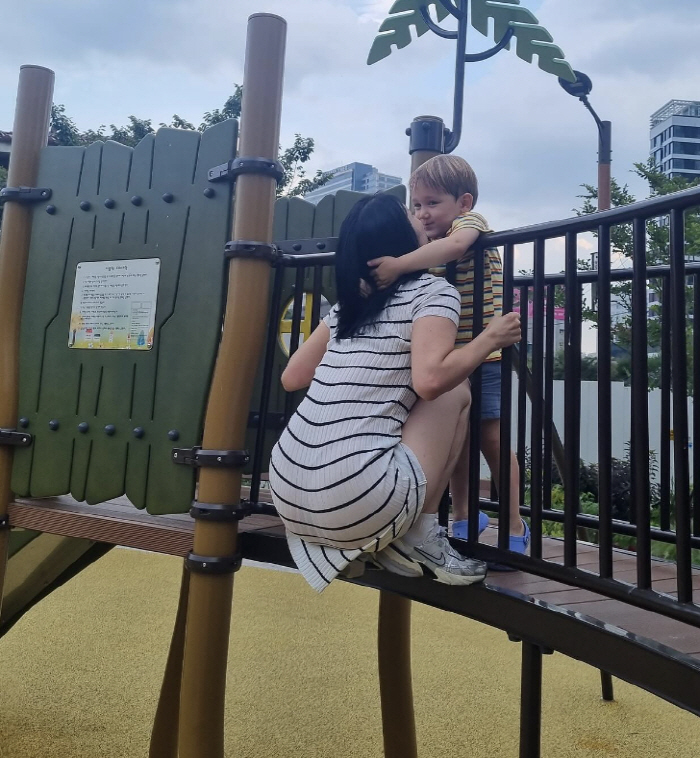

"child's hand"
[484,313,521,348]
[368,256,404,290]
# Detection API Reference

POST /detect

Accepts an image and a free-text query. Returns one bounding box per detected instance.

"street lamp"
[559,70,612,211]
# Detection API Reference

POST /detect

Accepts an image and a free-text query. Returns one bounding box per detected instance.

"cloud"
[0,0,693,261]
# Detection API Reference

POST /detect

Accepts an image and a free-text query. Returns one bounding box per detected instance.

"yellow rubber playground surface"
[0,549,699,758]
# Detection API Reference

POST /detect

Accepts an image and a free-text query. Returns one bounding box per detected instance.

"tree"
[576,160,700,389]
[48,87,330,198]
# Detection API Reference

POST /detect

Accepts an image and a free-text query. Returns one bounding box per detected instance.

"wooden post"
[0,66,54,611]
[376,133,443,758]
[175,14,286,758]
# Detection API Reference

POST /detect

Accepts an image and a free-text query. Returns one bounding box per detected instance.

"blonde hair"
[409,154,479,207]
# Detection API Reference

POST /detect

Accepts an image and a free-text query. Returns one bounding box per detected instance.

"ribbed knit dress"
[269,273,461,591]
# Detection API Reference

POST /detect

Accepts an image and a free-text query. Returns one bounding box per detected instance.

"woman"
[269,194,520,592]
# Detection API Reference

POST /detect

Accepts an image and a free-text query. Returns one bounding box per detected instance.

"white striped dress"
[269,273,461,591]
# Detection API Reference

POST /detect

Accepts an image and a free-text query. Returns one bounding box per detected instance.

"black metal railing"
[246,184,700,629]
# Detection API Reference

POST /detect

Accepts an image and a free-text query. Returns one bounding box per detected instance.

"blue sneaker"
[509,519,530,554]
[488,519,530,572]
[452,511,490,540]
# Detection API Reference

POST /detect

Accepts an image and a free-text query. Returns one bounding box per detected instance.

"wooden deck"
[7,495,700,660]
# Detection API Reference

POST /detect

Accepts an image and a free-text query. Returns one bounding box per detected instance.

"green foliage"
[48,85,329,198]
[576,161,700,370]
[200,85,242,129]
[278,135,332,198]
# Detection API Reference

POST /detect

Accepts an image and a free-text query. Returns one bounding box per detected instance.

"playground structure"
[0,8,699,758]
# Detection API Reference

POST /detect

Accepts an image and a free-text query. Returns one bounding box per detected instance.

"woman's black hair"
[335,193,422,340]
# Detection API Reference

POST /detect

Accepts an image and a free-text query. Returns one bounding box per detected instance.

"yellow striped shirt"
[429,211,503,361]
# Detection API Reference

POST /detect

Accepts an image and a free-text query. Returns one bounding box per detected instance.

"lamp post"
[559,70,612,211]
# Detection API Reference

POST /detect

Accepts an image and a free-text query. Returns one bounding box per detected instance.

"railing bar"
[283,266,306,421]
[670,208,693,603]
[468,543,700,629]
[659,277,672,532]
[514,262,700,287]
[250,265,285,505]
[529,240,545,559]
[479,185,700,247]
[542,284,555,516]
[563,231,581,568]
[468,248,485,544]
[499,243,515,548]
[310,264,323,330]
[694,274,700,539]
[597,223,614,578]
[631,217,652,589]
[517,287,529,506]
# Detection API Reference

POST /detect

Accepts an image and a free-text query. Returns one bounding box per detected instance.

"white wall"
[480,380,694,484]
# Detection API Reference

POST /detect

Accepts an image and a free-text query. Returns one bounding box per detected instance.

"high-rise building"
[650,100,700,181]
[303,162,401,204]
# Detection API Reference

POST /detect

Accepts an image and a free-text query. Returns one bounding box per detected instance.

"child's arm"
[368,227,480,290]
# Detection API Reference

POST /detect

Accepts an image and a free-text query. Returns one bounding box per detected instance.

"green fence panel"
[12,120,237,514]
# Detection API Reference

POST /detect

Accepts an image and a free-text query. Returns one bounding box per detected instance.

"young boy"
[368,154,529,553]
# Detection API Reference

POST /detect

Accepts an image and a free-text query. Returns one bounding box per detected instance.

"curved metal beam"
[464,26,515,62]
[419,5,458,39]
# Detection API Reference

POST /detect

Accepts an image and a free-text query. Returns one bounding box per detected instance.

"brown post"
[0,66,54,609]
[175,14,286,758]
[376,133,444,758]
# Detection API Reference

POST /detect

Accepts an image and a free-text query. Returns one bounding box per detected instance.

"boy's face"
[411,181,473,240]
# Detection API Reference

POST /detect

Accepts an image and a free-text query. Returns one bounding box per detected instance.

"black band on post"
[208,156,285,184]
[0,186,52,205]
[0,429,32,447]
[171,447,250,468]
[190,501,252,522]
[224,240,278,262]
[185,552,243,575]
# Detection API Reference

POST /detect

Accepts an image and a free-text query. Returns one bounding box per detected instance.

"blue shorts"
[477,361,501,420]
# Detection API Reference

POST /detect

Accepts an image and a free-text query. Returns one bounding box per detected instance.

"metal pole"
[597,120,612,212]
[378,592,417,758]
[176,14,286,758]
[0,65,54,613]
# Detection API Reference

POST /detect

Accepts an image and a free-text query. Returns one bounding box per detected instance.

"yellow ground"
[0,549,698,757]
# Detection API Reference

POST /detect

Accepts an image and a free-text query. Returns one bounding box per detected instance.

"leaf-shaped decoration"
[367,0,450,65]
[471,0,575,81]
[368,0,576,83]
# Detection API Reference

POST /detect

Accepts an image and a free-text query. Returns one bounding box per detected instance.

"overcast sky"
[2,0,698,280]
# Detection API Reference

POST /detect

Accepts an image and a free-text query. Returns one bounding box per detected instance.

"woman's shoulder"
[397,272,459,299]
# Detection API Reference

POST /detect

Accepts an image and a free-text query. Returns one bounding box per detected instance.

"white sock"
[403,513,438,546]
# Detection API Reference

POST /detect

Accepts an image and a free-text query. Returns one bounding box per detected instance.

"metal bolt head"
[79,200,91,211]
[19,417,29,429]
[162,193,174,203]
[104,424,116,436]
[78,422,89,434]
[104,198,116,209]
[217,456,222,462]
[46,205,56,215]
[292,243,301,252]
[133,426,145,439]
[131,195,143,206]
[168,429,180,441]
[203,187,216,198]
[49,419,59,431]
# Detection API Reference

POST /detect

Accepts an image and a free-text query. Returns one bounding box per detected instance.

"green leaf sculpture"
[367,0,576,83]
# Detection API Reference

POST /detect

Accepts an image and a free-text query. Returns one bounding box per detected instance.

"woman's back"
[270,273,459,529]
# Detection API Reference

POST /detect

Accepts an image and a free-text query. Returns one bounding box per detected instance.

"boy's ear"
[459,192,474,212]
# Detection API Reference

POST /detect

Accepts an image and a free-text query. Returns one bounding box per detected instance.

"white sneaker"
[409,523,487,586]
[369,538,424,578]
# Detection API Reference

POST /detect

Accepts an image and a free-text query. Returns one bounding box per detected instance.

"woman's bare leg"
[401,382,471,515]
